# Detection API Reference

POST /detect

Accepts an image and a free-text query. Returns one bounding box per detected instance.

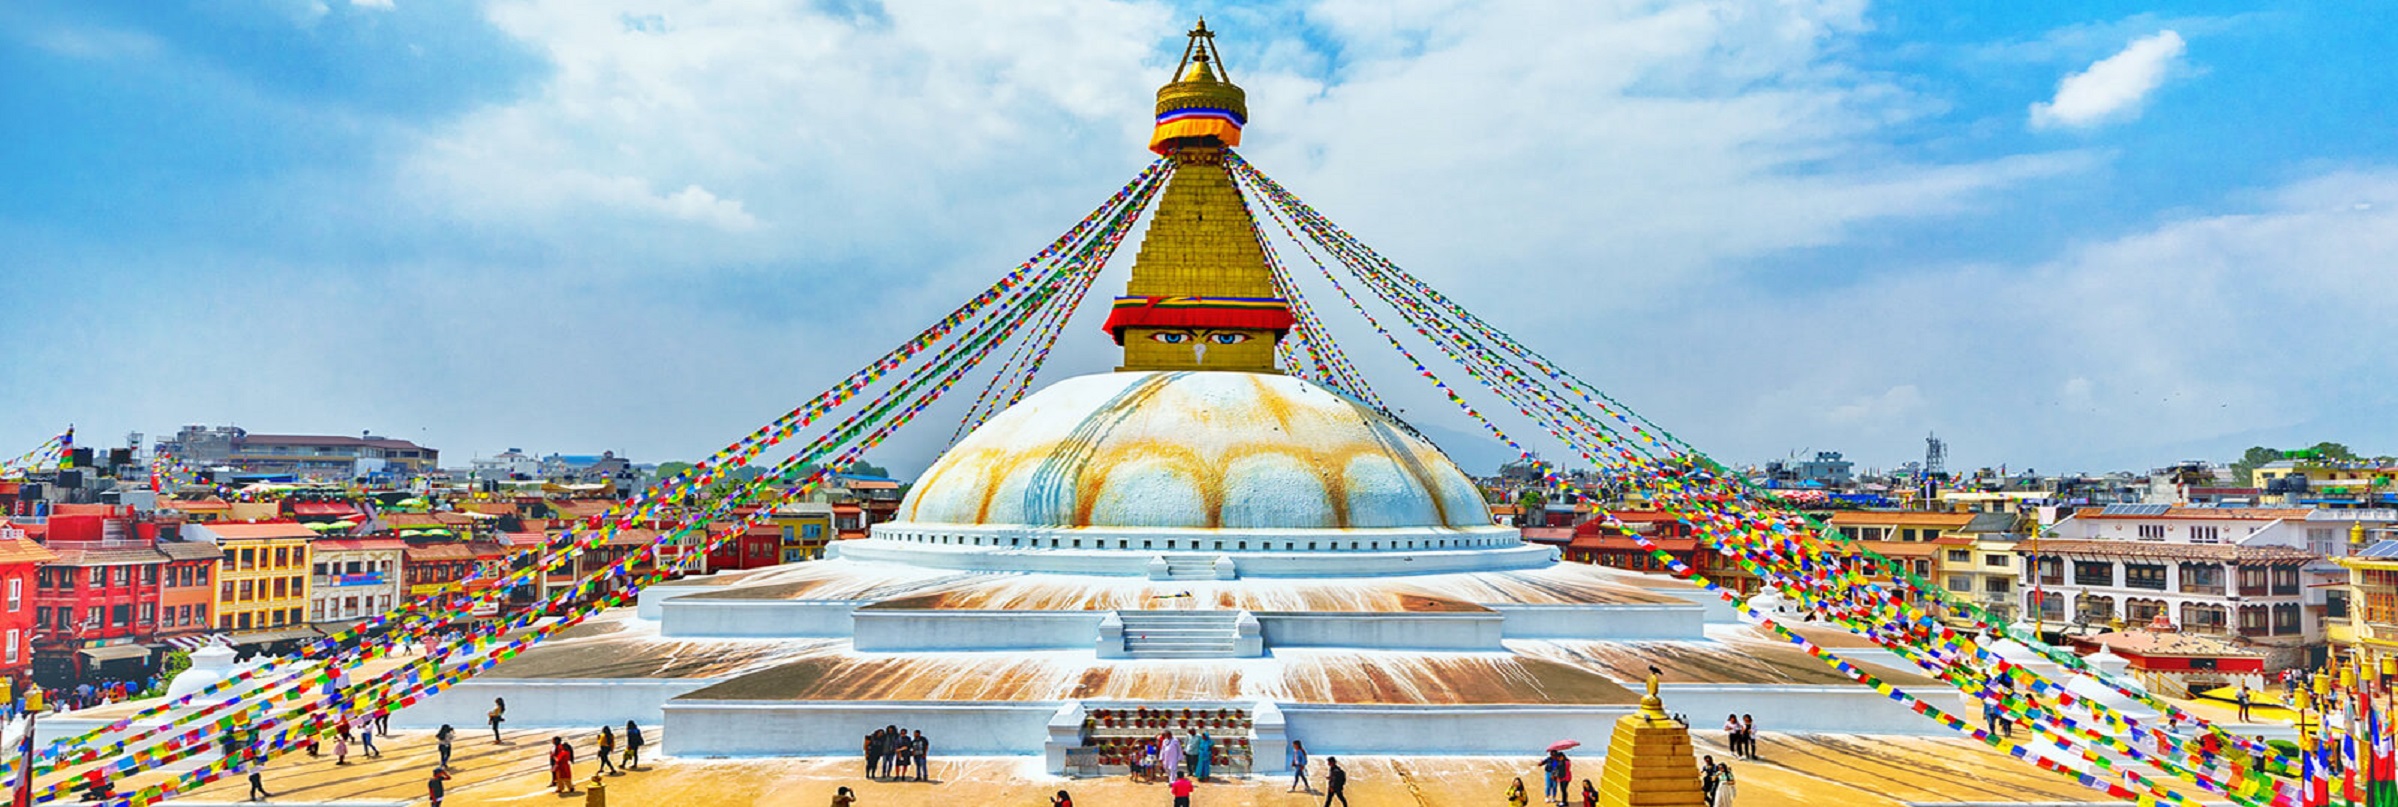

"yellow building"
[2335,523,2398,667]
[186,522,317,644]
[2252,459,2397,490]
[769,503,835,563]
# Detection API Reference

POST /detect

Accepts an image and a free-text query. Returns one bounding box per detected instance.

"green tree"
[2309,442,2359,462]
[655,461,696,481]
[844,460,891,478]
[2230,446,2283,483]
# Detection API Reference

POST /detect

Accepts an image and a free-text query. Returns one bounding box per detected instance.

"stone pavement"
[151,727,2202,806]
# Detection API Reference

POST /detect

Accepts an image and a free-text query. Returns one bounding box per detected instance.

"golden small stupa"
[1592,672,1708,807]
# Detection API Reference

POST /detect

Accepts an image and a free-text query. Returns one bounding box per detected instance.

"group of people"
[1535,750,1581,806]
[416,705,642,806]
[862,726,931,781]
[1283,742,1347,807]
[1700,755,1738,806]
[1129,729,1218,784]
[1720,714,1760,759]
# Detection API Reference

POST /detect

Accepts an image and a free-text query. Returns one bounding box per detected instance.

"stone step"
[1126,649,1242,659]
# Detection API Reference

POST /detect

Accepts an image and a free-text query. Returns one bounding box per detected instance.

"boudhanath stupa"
[388,22,1944,773]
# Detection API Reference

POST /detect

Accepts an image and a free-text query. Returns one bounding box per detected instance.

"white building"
[470,449,541,481]
[2025,505,2398,668]
[309,538,406,627]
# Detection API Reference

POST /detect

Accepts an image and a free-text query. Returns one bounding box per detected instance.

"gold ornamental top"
[1148,19,1247,154]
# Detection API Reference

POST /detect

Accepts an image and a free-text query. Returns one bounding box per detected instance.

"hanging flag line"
[19,167,1172,803]
[1229,153,2304,806]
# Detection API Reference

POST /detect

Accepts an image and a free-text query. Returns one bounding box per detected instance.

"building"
[183,522,319,648]
[1935,512,2025,624]
[1764,451,1854,488]
[470,449,541,481]
[159,426,439,481]
[403,543,478,601]
[2017,538,2316,668]
[27,505,167,686]
[0,526,56,689]
[767,503,834,563]
[155,540,223,651]
[1563,511,1760,593]
[309,538,405,628]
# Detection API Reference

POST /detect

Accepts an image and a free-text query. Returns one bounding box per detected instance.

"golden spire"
[1103,21,1289,374]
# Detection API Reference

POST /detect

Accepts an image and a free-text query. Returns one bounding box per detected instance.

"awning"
[78,645,152,663]
[160,634,220,652]
[228,628,321,646]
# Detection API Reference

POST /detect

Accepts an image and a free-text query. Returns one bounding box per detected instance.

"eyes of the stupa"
[1149,330,1251,346]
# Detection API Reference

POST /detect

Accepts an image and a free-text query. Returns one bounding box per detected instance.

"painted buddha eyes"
[1149,330,1252,345]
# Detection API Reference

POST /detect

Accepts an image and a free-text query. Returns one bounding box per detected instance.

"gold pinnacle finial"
[1640,669,1667,717]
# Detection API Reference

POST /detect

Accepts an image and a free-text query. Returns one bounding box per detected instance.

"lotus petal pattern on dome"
[900,371,1492,531]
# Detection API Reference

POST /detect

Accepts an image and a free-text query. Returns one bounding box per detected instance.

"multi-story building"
[183,522,318,648]
[1823,511,1980,606]
[309,537,404,627]
[1561,510,1760,593]
[403,543,478,601]
[0,526,57,689]
[155,539,222,651]
[2017,537,2317,668]
[27,504,167,686]
[159,426,439,481]
[767,503,834,564]
[1933,512,2025,624]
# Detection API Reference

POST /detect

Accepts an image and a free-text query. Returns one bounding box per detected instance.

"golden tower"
[1103,20,1293,373]
[1592,673,1709,807]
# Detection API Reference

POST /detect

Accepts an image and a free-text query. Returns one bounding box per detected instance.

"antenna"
[1924,433,1947,478]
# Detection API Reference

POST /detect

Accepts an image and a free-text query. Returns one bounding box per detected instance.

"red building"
[1563,510,1762,593]
[700,519,783,572]
[0,525,58,691]
[28,504,170,686]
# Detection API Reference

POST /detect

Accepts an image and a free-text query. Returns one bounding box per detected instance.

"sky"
[3,0,2395,479]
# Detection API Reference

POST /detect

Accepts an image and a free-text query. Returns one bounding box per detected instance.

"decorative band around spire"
[1101,296,1295,344]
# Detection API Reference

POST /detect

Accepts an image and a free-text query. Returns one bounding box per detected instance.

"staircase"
[1117,610,1243,659]
[1155,554,1222,581]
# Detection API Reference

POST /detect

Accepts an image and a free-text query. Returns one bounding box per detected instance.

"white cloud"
[350,0,396,9]
[2029,30,2186,130]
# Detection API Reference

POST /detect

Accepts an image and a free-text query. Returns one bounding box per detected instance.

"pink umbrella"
[1548,739,1581,752]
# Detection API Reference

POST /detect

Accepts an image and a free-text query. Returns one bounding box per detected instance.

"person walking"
[911,729,929,782]
[624,721,644,770]
[547,736,575,795]
[487,698,507,743]
[1322,757,1349,807]
[1739,715,1758,759]
[596,725,620,775]
[356,714,380,758]
[1171,772,1196,807]
[1539,751,1563,806]
[1711,762,1737,806]
[1721,714,1742,758]
[245,756,269,802]
[426,767,451,807]
[374,708,390,737]
[1508,776,1530,807]
[1286,740,1311,793]
[1701,755,1720,804]
[435,725,456,768]
[2236,684,2253,722]
[333,731,350,766]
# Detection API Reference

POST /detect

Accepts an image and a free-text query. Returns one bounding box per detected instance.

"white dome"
[899,371,1492,531]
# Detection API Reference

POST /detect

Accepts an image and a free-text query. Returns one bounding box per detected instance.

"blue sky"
[4,0,2395,477]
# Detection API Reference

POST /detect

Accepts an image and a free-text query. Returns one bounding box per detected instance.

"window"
[2273,567,2301,596]
[236,612,252,630]
[2310,528,2338,557]
[142,566,156,585]
[313,562,328,577]
[196,604,208,624]
[2079,595,2114,621]
[2032,556,2064,585]
[2073,561,2115,587]
[238,580,254,601]
[239,548,255,570]
[2263,603,2302,636]
[113,566,129,586]
[6,578,18,612]
[2238,606,2270,637]
[2238,566,2271,596]
[88,567,106,586]
[1947,576,1972,592]
[312,601,324,620]
[2189,525,2221,544]
[139,603,153,624]
[270,609,285,627]
[1946,550,1971,563]
[1984,577,2011,594]
[110,604,129,627]
[4,630,15,664]
[2125,564,2167,591]
[2183,603,2227,633]
[2136,524,2166,540]
[2179,563,2224,595]
[35,607,49,630]
[272,578,287,598]
[2127,599,2165,622]
[2028,591,2066,621]
[221,581,235,602]
[1984,554,2009,568]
